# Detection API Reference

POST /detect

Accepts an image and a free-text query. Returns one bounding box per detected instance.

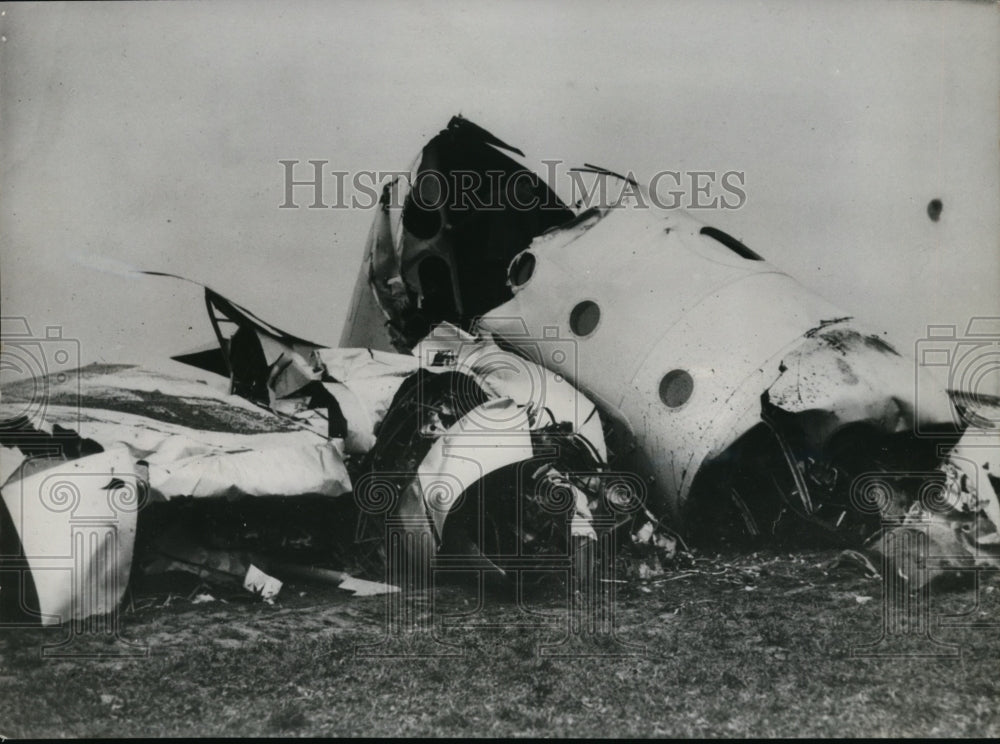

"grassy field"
[1,548,998,738]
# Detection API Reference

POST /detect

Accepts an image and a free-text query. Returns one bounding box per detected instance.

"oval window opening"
[699,226,763,261]
[569,300,600,336]
[659,369,694,408]
[509,251,536,288]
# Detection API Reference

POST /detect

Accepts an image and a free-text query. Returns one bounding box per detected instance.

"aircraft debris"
[265,561,398,597]
[243,564,282,604]
[341,115,999,586]
[865,423,1000,587]
[2,115,997,628]
[0,445,140,625]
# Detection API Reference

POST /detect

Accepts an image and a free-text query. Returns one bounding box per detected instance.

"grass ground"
[1,547,998,737]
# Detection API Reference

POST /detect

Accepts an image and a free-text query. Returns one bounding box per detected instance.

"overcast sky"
[1,0,997,382]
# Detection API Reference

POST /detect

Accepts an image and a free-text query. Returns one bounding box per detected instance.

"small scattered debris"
[828,549,880,579]
[649,570,698,584]
[243,564,282,604]
[268,561,399,597]
[637,561,661,580]
[99,693,125,713]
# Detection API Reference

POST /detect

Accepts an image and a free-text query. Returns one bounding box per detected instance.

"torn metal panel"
[1,365,355,625]
[153,273,423,453]
[0,362,305,436]
[343,115,574,352]
[3,405,352,502]
[414,322,607,460]
[243,564,282,603]
[314,348,420,453]
[766,325,955,431]
[0,446,141,626]
[140,272,328,407]
[868,425,1000,586]
[154,438,349,500]
[353,334,616,573]
[416,398,536,543]
[254,345,420,454]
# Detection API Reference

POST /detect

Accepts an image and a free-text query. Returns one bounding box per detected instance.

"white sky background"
[0,0,997,378]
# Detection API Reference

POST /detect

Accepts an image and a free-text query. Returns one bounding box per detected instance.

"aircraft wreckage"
[2,116,998,625]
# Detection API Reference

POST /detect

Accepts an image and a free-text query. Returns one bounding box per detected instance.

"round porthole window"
[509,251,536,288]
[659,369,693,408]
[569,300,600,337]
